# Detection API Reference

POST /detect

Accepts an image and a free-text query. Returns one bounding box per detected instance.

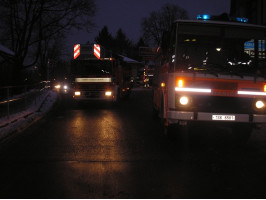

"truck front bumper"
[168,111,266,124]
[73,96,114,101]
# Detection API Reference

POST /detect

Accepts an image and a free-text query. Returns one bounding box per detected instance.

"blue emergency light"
[197,14,248,23]
[235,17,248,23]
[197,14,211,20]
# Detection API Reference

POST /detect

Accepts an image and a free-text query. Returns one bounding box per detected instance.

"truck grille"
[76,83,107,98]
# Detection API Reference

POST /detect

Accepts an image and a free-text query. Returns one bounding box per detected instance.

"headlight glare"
[180,96,189,105]
[75,91,81,96]
[55,84,61,89]
[105,91,112,96]
[256,100,265,109]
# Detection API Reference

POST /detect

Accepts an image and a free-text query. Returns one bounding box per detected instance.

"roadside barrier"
[0,81,50,119]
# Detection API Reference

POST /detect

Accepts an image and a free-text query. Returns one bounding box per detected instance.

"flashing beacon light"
[235,17,248,23]
[197,14,211,20]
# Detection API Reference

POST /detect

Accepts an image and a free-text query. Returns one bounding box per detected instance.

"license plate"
[212,115,235,121]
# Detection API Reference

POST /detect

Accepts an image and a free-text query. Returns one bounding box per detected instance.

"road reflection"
[62,106,130,197]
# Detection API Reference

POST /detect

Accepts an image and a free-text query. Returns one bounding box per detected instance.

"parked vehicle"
[153,15,266,141]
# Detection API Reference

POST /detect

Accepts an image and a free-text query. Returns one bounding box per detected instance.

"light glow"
[105,91,112,96]
[75,91,81,96]
[180,96,189,105]
[55,84,61,89]
[197,14,211,20]
[175,87,211,93]
[161,82,165,87]
[75,78,112,83]
[238,91,266,96]
[177,79,184,87]
[256,100,265,109]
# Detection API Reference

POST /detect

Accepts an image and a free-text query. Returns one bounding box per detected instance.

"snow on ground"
[0,90,57,141]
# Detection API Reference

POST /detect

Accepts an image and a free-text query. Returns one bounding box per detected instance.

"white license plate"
[212,115,235,121]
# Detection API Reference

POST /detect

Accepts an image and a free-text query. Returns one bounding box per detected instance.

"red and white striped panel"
[74,44,80,59]
[94,44,101,59]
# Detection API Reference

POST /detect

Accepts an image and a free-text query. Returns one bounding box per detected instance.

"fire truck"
[71,44,131,102]
[153,15,266,140]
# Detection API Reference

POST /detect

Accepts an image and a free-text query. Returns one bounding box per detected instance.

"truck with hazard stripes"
[153,15,266,140]
[71,44,131,102]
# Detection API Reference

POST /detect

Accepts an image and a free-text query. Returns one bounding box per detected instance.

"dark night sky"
[65,0,230,58]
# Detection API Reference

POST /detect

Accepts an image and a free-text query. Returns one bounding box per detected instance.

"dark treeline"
[93,26,147,61]
[0,1,188,86]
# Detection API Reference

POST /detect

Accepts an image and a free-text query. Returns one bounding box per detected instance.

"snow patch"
[0,90,57,141]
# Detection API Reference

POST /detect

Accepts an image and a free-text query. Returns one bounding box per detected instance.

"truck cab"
[153,17,266,140]
[72,58,120,101]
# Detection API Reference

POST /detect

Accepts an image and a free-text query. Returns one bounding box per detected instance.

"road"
[0,88,266,198]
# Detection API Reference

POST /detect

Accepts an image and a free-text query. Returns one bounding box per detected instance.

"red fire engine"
[71,44,131,102]
[153,15,266,140]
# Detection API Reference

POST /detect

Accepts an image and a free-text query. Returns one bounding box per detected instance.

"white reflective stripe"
[74,51,80,58]
[94,50,100,57]
[94,44,101,59]
[74,44,80,59]
[238,91,266,96]
[175,87,211,93]
[94,44,100,51]
[74,44,80,51]
[75,78,111,82]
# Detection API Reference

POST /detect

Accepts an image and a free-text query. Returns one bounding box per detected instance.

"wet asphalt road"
[0,88,266,198]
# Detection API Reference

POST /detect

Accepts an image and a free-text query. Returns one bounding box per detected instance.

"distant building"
[230,0,266,25]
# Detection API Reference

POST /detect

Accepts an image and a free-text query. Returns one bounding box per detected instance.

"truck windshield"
[176,23,266,76]
[72,60,113,76]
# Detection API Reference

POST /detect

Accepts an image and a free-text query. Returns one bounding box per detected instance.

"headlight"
[105,91,112,96]
[75,91,81,96]
[256,100,265,109]
[55,84,61,89]
[63,85,68,90]
[179,96,189,105]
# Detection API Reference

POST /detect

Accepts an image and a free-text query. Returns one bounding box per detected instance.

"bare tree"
[0,0,96,82]
[141,3,188,46]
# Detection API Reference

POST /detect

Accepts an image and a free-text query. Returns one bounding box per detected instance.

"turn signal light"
[264,84,266,92]
[161,82,165,87]
[176,79,184,87]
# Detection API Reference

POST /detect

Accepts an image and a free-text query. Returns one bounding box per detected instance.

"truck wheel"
[232,124,253,143]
